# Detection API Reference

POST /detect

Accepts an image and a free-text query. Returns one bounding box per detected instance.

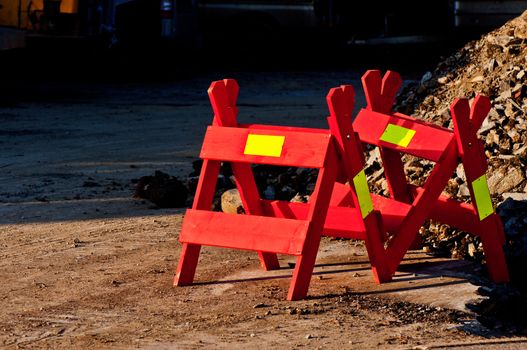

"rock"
[468,243,477,257]
[134,171,188,208]
[455,164,466,181]
[437,76,448,85]
[502,193,527,201]
[290,193,309,203]
[487,167,525,194]
[221,188,244,214]
[457,184,471,197]
[420,71,433,85]
[391,11,527,269]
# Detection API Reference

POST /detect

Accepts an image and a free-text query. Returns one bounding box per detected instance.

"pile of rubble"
[391,12,527,271]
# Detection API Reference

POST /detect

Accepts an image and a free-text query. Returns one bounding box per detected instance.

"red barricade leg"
[209,79,280,271]
[362,70,421,250]
[326,85,392,283]
[451,97,509,282]
[174,159,221,286]
[288,149,338,301]
[174,243,202,286]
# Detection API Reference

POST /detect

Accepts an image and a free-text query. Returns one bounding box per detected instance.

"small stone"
[437,76,448,84]
[487,167,525,194]
[502,193,527,201]
[305,334,313,339]
[468,243,477,257]
[221,188,244,214]
[290,193,308,203]
[458,184,471,197]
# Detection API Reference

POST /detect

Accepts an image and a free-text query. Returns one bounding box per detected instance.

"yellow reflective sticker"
[353,169,374,218]
[472,174,494,221]
[379,124,416,147]
[243,134,285,158]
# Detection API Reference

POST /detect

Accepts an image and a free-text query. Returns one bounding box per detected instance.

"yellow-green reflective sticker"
[353,169,374,218]
[380,124,416,147]
[244,134,285,158]
[472,174,494,221]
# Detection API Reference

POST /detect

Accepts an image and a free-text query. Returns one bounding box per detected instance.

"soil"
[1,72,527,349]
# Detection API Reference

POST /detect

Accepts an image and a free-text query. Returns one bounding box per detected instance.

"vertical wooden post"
[326,85,391,282]
[288,145,338,300]
[174,159,221,285]
[362,70,421,249]
[451,97,509,282]
[209,80,280,270]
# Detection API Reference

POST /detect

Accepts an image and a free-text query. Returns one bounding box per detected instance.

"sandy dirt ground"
[1,71,527,349]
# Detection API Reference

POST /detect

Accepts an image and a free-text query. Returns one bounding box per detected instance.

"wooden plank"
[353,109,454,162]
[385,140,459,275]
[408,185,481,234]
[370,194,411,233]
[174,159,221,286]
[451,97,509,283]
[260,199,366,239]
[200,126,331,168]
[325,183,410,234]
[287,147,339,300]
[179,209,309,256]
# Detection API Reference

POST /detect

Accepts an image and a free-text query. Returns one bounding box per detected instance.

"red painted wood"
[360,70,415,246]
[384,140,459,277]
[174,159,221,286]
[288,147,339,300]
[180,209,309,255]
[379,148,413,202]
[260,199,366,239]
[200,126,331,168]
[209,79,238,127]
[409,185,481,234]
[210,79,280,270]
[174,243,202,286]
[361,70,402,114]
[380,71,403,112]
[370,194,411,233]
[354,109,454,162]
[480,223,510,282]
[326,85,392,282]
[329,181,353,206]
[451,97,509,282]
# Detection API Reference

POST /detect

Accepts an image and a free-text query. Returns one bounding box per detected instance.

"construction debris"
[134,171,188,208]
[388,11,527,268]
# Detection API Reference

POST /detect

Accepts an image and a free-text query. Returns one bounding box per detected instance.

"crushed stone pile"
[388,11,527,278]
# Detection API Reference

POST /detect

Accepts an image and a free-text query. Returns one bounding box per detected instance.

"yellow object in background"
[0,0,77,29]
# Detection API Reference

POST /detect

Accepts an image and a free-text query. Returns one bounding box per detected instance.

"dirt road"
[1,72,526,349]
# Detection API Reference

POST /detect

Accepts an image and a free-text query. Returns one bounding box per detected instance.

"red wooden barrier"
[345,70,509,283]
[174,72,509,302]
[174,79,379,300]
